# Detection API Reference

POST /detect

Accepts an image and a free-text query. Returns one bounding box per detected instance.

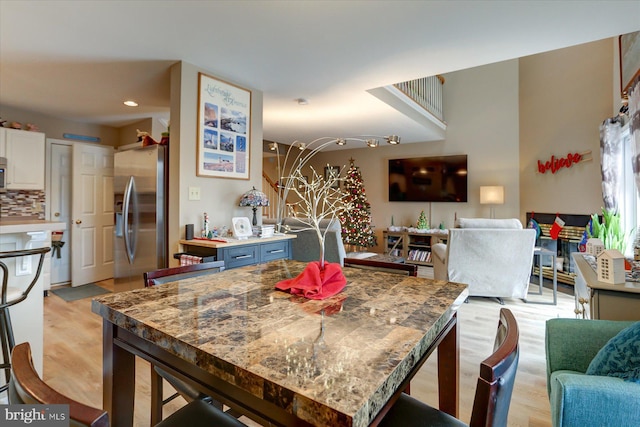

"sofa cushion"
[586,322,640,383]
[549,369,640,427]
[456,218,522,229]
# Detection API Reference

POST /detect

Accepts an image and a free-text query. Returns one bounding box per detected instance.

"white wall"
[167,62,263,263]
[117,118,152,148]
[307,60,521,252]
[519,38,612,218]
[0,104,119,145]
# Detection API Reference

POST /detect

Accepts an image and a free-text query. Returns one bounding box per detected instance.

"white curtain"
[600,117,625,212]
[631,79,640,199]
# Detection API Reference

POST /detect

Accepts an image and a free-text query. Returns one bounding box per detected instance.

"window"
[621,124,636,258]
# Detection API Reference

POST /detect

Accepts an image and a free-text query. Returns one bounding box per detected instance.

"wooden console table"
[572,252,640,320]
[179,234,295,270]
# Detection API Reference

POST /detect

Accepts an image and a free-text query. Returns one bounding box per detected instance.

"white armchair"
[432,218,537,303]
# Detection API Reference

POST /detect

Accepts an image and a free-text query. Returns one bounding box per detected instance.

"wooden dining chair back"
[143,260,229,424]
[10,342,246,427]
[9,342,109,427]
[469,307,519,426]
[379,308,519,427]
[144,260,226,287]
[343,258,418,276]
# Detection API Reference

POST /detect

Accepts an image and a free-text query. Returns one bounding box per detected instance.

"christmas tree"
[339,158,377,249]
[417,210,429,229]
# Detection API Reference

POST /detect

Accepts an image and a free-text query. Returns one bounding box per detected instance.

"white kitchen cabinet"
[1,128,45,190]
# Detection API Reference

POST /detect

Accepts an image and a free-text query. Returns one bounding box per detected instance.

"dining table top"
[92,259,468,427]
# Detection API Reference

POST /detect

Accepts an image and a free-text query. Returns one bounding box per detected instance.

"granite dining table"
[92,259,469,427]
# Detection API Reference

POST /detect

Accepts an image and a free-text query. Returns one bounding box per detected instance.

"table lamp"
[480,186,504,219]
[239,186,269,226]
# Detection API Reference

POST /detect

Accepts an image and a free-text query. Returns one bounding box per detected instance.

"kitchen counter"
[0,219,66,234]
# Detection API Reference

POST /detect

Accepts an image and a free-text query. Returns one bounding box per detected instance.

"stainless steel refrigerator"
[114,144,167,289]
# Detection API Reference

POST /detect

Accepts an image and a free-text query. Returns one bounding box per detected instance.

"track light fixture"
[386,135,401,144]
[366,139,379,148]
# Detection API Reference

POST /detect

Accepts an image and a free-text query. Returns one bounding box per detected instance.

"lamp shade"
[239,187,269,208]
[239,187,269,226]
[480,186,504,205]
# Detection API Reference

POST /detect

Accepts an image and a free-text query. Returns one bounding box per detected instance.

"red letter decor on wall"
[537,151,592,174]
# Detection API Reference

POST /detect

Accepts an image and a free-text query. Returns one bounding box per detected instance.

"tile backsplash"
[0,190,46,220]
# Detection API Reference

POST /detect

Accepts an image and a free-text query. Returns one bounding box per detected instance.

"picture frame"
[619,31,640,98]
[197,72,251,179]
[324,166,340,189]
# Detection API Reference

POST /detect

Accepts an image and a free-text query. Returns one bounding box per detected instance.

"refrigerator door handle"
[123,176,136,264]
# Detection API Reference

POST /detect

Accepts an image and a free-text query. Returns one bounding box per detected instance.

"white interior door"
[71,144,114,286]
[50,143,72,284]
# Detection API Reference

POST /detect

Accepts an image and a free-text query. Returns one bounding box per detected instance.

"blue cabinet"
[179,235,294,270]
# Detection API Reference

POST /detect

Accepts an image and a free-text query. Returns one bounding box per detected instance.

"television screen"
[389,155,468,202]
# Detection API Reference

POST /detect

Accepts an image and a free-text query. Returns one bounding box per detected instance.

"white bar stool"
[0,247,50,396]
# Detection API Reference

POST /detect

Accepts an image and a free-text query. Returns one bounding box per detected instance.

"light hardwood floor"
[42,272,572,427]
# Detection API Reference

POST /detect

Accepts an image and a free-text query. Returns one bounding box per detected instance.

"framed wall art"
[197,72,251,179]
[620,31,640,98]
[324,166,340,189]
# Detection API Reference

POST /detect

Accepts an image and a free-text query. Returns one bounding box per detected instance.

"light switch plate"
[188,186,201,201]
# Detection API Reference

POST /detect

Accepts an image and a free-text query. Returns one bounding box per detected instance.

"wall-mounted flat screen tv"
[389,155,468,202]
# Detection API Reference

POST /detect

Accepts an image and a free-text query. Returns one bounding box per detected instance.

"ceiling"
[1,1,639,148]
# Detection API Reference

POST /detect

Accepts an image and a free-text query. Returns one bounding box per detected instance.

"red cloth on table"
[275,261,346,300]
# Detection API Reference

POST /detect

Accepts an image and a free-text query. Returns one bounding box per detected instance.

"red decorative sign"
[537,151,590,174]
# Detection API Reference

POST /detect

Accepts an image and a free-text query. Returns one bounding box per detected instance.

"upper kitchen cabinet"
[0,128,45,190]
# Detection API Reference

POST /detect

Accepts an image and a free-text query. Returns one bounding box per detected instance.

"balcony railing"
[393,75,445,123]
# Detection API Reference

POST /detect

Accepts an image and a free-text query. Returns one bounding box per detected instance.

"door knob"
[54,212,60,217]
[75,220,82,224]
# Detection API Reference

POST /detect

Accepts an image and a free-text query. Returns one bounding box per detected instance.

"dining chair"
[343,257,418,276]
[0,246,51,397]
[9,342,246,427]
[143,260,226,287]
[143,261,230,424]
[379,308,519,427]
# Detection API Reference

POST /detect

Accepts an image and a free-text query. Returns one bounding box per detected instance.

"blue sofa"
[545,318,640,427]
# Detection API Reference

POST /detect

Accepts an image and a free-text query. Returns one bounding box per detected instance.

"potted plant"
[586,208,633,254]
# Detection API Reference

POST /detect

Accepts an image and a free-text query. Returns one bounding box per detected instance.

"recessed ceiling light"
[295,98,309,106]
[124,100,138,107]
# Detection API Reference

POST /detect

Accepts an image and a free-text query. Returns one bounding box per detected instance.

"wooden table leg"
[437,312,459,417]
[150,365,163,425]
[103,320,135,427]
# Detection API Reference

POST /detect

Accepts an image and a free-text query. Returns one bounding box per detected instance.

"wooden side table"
[572,252,640,320]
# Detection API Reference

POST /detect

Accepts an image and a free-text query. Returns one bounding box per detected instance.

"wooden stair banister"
[262,171,296,218]
[263,172,280,194]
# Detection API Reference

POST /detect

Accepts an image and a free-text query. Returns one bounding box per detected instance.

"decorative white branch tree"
[269,135,400,269]
[282,165,351,269]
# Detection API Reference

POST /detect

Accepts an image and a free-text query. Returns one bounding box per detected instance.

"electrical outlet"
[188,186,201,201]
